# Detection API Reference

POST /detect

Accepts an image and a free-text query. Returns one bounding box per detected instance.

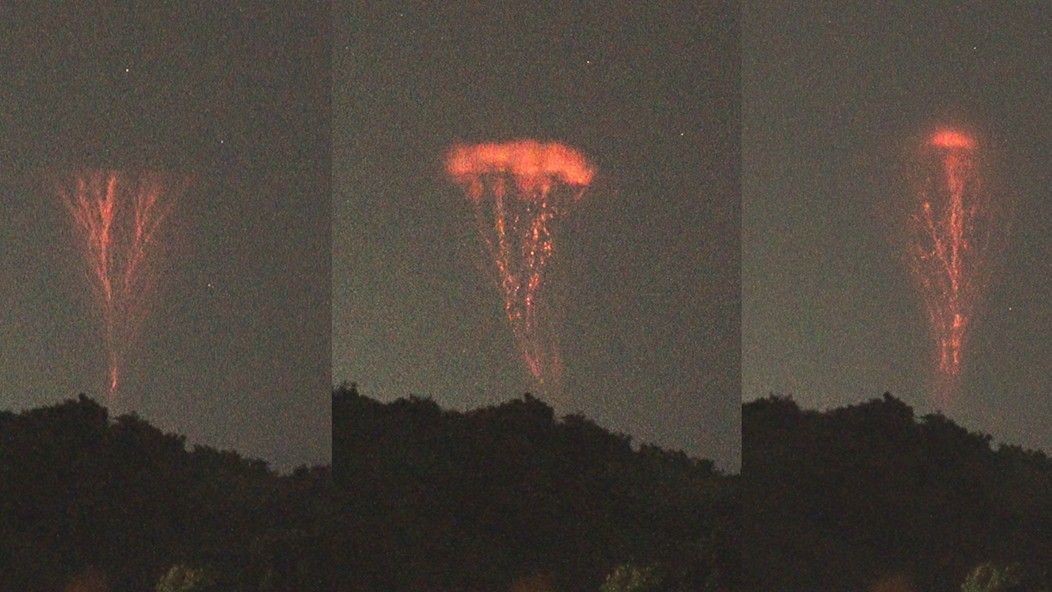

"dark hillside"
[744,394,1052,592]
[333,383,739,592]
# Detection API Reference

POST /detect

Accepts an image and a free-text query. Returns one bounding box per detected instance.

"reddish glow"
[930,129,976,150]
[446,140,594,389]
[906,129,999,407]
[60,170,181,404]
[447,140,595,195]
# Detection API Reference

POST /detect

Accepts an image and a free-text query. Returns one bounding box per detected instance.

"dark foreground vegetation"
[0,394,339,591]
[0,385,737,591]
[745,393,1052,592]
[332,382,739,592]
[6,387,1045,592]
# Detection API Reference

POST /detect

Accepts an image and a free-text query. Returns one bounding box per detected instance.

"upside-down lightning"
[905,129,1003,407]
[59,170,182,404]
[446,140,595,393]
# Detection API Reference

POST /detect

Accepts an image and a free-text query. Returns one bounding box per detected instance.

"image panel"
[743,2,1051,590]
[0,4,332,590]
[334,2,741,591]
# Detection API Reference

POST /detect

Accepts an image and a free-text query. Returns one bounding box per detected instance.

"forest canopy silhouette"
[1,386,737,592]
[332,382,739,592]
[3,387,1048,592]
[0,394,336,592]
[744,393,1051,592]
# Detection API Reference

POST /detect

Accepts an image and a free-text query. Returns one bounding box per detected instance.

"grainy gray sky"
[0,4,331,469]
[744,1,1050,452]
[336,3,741,469]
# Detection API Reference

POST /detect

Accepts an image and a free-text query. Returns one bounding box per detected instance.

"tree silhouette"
[744,393,1051,592]
[332,383,738,592]
[0,394,338,592]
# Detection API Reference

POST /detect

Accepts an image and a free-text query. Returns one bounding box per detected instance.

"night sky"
[744,3,1050,452]
[336,4,741,468]
[10,3,1037,475]
[0,4,331,469]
